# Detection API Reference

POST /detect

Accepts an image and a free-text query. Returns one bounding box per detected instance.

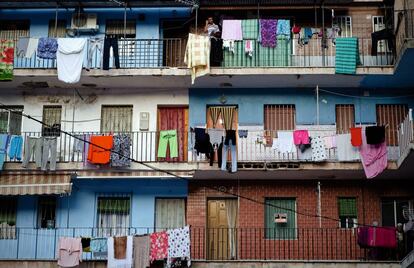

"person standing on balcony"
[204,17,219,37]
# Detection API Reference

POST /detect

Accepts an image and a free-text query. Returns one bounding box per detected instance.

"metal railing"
[396,8,414,59]
[0,226,404,261]
[12,36,394,70]
[398,109,414,159]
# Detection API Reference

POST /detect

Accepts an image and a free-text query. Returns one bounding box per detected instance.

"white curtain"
[155,199,185,231]
[225,199,238,259]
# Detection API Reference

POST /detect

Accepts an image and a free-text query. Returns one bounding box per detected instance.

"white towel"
[336,134,360,161]
[311,136,327,161]
[25,38,39,58]
[57,38,86,83]
[275,131,295,153]
[107,236,133,268]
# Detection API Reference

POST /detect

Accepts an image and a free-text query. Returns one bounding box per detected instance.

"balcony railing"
[3,127,403,167]
[13,37,393,70]
[0,227,404,261]
[396,8,414,59]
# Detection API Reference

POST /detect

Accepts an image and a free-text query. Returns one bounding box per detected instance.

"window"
[376,104,408,146]
[264,105,296,134]
[155,198,186,230]
[372,16,389,53]
[101,105,133,133]
[42,106,62,136]
[335,104,355,134]
[97,195,131,236]
[381,198,413,227]
[0,106,23,135]
[0,197,17,239]
[106,20,136,59]
[37,196,57,229]
[338,197,358,228]
[333,16,352,37]
[48,20,67,38]
[0,20,30,40]
[265,198,297,239]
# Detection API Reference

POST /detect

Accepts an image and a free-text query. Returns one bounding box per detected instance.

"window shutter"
[338,198,357,217]
[265,198,296,239]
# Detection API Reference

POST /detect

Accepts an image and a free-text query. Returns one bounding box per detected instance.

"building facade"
[0,0,414,267]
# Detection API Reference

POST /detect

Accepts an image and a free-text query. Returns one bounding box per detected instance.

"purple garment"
[37,38,58,59]
[260,19,278,47]
[359,128,387,179]
[221,20,243,41]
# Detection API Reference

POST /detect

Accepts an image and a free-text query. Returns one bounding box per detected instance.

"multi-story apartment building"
[0,0,414,267]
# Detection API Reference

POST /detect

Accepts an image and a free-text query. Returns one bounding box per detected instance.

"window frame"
[333,16,352,37]
[48,19,67,38]
[0,106,23,135]
[338,197,358,229]
[37,196,57,229]
[100,105,133,133]
[263,104,296,135]
[96,194,132,236]
[264,197,297,240]
[0,197,17,240]
[335,104,355,134]
[42,105,62,137]
[154,197,186,231]
[381,198,414,227]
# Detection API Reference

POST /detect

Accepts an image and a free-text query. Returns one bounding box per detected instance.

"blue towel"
[276,20,291,39]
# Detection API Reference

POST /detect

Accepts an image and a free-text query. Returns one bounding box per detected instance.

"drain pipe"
[317,181,322,228]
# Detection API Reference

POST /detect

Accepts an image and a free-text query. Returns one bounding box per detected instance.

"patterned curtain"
[209,107,221,128]
[220,106,236,130]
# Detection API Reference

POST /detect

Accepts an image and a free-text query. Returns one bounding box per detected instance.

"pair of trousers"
[0,134,9,170]
[103,37,120,70]
[158,130,178,158]
[22,137,43,168]
[87,38,104,69]
[42,137,57,171]
[221,139,237,172]
[8,135,23,161]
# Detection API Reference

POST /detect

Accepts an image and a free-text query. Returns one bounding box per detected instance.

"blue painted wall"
[189,88,414,126]
[0,179,187,259]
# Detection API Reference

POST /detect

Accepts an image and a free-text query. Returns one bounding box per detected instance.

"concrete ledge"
[191,261,400,268]
[0,260,105,268]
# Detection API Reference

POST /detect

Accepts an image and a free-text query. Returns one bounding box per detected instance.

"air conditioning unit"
[70,13,99,31]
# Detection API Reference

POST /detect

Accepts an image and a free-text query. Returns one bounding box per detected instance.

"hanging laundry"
[0,134,10,170]
[311,136,327,161]
[107,236,133,268]
[365,126,385,145]
[323,135,337,149]
[26,38,39,58]
[221,20,243,41]
[335,37,360,75]
[114,236,127,259]
[359,128,387,179]
[37,38,58,59]
[157,130,178,158]
[87,135,114,164]
[293,130,310,145]
[184,33,210,84]
[350,127,363,146]
[222,40,235,53]
[111,134,131,167]
[41,137,57,171]
[207,128,225,146]
[238,129,248,138]
[0,39,14,81]
[87,37,104,69]
[302,28,313,45]
[311,28,322,37]
[16,37,30,58]
[210,37,223,67]
[276,19,291,39]
[336,133,360,161]
[167,226,191,268]
[298,137,312,153]
[57,237,82,268]
[260,19,278,48]
[292,25,301,35]
[133,235,150,268]
[22,136,43,168]
[275,131,295,153]
[221,130,237,173]
[357,227,397,248]
[90,237,108,258]
[57,38,87,84]
[150,231,168,263]
[245,40,254,57]
[103,36,120,70]
[8,135,23,161]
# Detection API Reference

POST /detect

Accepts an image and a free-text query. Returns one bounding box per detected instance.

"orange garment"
[350,127,362,147]
[87,135,113,164]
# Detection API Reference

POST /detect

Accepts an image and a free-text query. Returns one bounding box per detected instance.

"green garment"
[0,39,14,81]
[157,130,178,158]
[335,37,361,75]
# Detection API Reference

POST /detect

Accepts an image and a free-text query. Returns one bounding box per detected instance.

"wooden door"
[157,106,188,162]
[207,199,237,260]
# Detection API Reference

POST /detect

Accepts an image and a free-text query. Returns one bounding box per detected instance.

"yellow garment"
[184,33,210,84]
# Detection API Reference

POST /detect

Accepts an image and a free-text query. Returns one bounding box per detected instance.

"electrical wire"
[317,88,414,100]
[0,103,395,229]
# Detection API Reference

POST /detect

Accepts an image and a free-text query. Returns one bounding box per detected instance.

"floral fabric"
[37,38,58,59]
[167,226,191,268]
[111,134,131,167]
[260,19,278,48]
[0,39,14,81]
[150,231,168,262]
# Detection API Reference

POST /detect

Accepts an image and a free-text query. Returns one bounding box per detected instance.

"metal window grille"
[333,16,352,37]
[48,20,67,38]
[100,105,133,133]
[105,20,136,37]
[376,104,408,146]
[37,196,57,229]
[96,193,131,237]
[0,197,17,239]
[42,106,62,136]
[0,106,23,135]
[264,105,296,136]
[335,104,355,134]
[0,20,30,40]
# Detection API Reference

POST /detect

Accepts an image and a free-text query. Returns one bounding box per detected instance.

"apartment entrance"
[207,199,238,260]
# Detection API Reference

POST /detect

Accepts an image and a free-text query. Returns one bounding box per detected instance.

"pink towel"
[293,130,309,145]
[359,128,387,179]
[222,20,243,41]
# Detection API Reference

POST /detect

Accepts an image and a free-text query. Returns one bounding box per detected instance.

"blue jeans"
[221,139,237,172]
[8,135,23,161]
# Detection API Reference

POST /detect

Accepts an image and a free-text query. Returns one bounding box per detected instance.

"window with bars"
[42,106,62,137]
[333,16,352,37]
[0,20,30,40]
[338,197,357,229]
[0,197,17,240]
[97,195,131,236]
[264,198,297,239]
[37,196,57,229]
[106,20,137,59]
[155,198,186,230]
[264,105,296,136]
[101,105,133,133]
[335,104,355,134]
[48,20,67,38]
[0,106,23,135]
[376,104,408,146]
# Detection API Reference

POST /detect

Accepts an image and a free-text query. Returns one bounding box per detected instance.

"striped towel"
[184,33,210,84]
[335,37,360,75]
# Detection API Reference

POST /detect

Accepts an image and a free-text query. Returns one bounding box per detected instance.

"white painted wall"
[0,88,188,133]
